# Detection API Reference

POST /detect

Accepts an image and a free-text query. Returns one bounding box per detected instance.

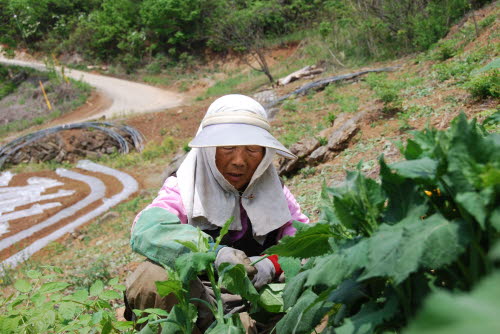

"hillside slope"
[0,3,498,323]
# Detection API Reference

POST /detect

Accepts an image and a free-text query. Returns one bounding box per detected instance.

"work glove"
[249,256,276,289]
[215,247,257,277]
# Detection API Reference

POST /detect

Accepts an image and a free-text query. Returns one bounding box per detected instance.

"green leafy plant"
[0,267,131,334]
[282,99,298,112]
[325,112,336,127]
[317,136,328,146]
[266,113,500,333]
[365,73,403,114]
[466,69,499,99]
[130,218,252,333]
[433,39,459,61]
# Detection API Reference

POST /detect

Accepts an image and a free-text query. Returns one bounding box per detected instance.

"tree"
[209,2,283,85]
[140,0,221,56]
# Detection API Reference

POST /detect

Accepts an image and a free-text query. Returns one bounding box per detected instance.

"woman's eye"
[221,146,235,150]
[246,146,262,153]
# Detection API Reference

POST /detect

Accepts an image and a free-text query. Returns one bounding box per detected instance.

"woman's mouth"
[226,172,244,182]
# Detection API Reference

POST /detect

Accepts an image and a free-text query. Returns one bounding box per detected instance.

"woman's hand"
[215,247,257,277]
[249,256,275,289]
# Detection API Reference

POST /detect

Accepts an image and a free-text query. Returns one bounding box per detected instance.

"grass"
[0,192,152,290]
[324,84,360,113]
[0,74,91,139]
[94,136,177,169]
[199,69,266,99]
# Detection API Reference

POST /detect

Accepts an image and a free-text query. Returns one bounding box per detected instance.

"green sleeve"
[130,207,211,267]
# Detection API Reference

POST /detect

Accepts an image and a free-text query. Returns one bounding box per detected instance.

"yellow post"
[39,80,52,110]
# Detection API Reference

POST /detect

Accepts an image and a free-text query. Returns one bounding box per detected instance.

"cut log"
[277,65,324,86]
[265,66,399,109]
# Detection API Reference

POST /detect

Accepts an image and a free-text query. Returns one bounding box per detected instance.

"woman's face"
[215,145,265,190]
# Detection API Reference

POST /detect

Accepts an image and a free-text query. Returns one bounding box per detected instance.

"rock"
[161,150,188,181]
[318,113,352,137]
[308,111,365,163]
[253,90,278,106]
[306,146,329,164]
[277,137,320,175]
[291,137,321,158]
[326,119,359,150]
[106,146,116,154]
[266,107,280,120]
[82,150,100,160]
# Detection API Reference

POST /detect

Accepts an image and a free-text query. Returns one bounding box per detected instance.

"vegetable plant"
[267,113,499,333]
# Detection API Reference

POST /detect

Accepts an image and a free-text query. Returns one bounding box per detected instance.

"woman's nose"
[231,148,247,166]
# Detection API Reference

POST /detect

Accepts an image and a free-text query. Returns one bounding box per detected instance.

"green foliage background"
[1,0,493,68]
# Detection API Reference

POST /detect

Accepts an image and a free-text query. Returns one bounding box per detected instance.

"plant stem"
[206,264,224,322]
[250,254,271,266]
[394,285,410,321]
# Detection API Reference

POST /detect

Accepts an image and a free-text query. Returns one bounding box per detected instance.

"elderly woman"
[125,94,309,328]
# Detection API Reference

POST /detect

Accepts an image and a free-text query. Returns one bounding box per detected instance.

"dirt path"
[0,56,186,122]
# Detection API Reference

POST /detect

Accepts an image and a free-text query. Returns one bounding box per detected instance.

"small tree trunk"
[255,50,274,84]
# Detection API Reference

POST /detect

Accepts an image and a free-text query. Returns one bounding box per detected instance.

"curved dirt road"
[0,56,185,121]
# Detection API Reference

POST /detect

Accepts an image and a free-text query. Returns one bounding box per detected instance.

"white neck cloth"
[177,147,292,236]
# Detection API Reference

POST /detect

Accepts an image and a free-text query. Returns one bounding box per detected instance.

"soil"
[0,167,126,263]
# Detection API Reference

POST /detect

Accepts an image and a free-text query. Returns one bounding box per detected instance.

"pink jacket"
[135,176,309,240]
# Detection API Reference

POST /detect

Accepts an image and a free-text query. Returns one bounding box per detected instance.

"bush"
[433,39,459,61]
[365,73,403,113]
[467,69,500,99]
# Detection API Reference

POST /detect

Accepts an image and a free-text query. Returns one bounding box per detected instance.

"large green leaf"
[404,127,440,160]
[99,289,121,300]
[160,304,197,334]
[57,302,79,321]
[387,157,438,181]
[324,279,366,306]
[306,240,368,288]
[206,323,244,334]
[335,294,398,334]
[418,218,470,269]
[278,256,301,280]
[360,214,469,283]
[266,222,334,258]
[329,170,386,236]
[155,279,183,299]
[490,207,500,232]
[379,158,428,223]
[259,283,285,313]
[276,289,331,334]
[445,115,499,192]
[89,280,104,296]
[219,263,259,304]
[490,241,500,261]
[14,279,32,293]
[283,270,308,311]
[176,252,215,283]
[455,191,489,228]
[402,138,425,160]
[403,272,500,334]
